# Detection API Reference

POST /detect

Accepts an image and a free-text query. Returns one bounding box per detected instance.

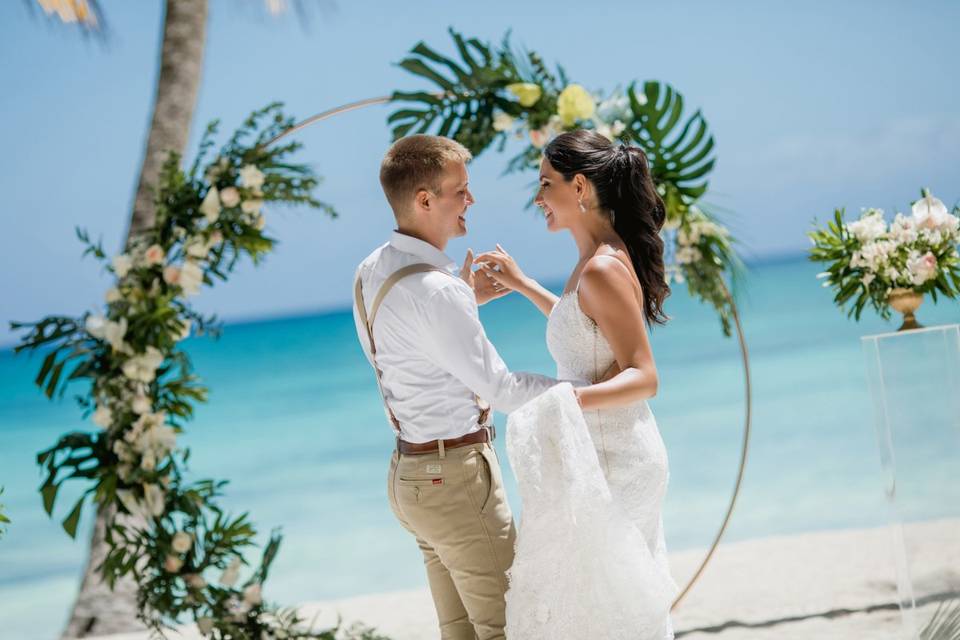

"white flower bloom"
[116,489,145,517]
[242,583,262,606]
[163,265,181,286]
[241,199,263,215]
[492,111,515,132]
[847,209,887,243]
[112,254,133,278]
[121,347,165,383]
[529,127,549,149]
[132,393,152,415]
[861,272,876,287]
[172,531,193,554]
[220,186,241,208]
[200,186,222,223]
[143,483,166,517]
[221,556,242,587]
[675,246,702,265]
[144,244,165,266]
[105,287,122,303]
[92,405,113,428]
[610,120,627,137]
[179,261,204,296]
[239,164,266,190]
[912,193,952,230]
[103,317,128,352]
[185,238,209,259]
[662,216,680,231]
[254,214,266,231]
[594,123,613,141]
[596,93,632,123]
[85,315,107,339]
[906,250,938,285]
[140,449,156,472]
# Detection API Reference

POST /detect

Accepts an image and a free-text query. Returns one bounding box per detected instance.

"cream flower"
[847,209,887,243]
[220,187,241,209]
[92,405,113,428]
[112,254,133,278]
[254,214,266,231]
[163,265,181,286]
[175,318,192,341]
[200,186,221,223]
[172,531,193,553]
[530,128,549,149]
[179,260,204,296]
[105,287,123,303]
[506,82,542,107]
[185,573,207,590]
[557,84,596,127]
[239,164,265,190]
[911,192,951,230]
[121,346,164,383]
[221,556,242,587]
[131,393,152,415]
[492,112,515,132]
[143,483,166,517]
[144,244,165,266]
[241,199,263,215]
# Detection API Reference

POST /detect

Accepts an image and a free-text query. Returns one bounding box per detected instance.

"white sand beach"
[88,518,960,640]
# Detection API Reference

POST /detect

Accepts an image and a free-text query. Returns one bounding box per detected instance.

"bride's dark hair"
[543,129,671,328]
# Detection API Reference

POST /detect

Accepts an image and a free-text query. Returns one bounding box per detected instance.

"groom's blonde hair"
[380,135,472,220]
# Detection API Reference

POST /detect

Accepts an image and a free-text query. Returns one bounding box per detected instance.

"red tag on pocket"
[432,478,443,485]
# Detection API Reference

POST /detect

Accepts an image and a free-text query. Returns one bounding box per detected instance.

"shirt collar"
[389,231,458,272]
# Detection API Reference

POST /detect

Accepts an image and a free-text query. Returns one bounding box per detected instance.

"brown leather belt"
[397,425,495,455]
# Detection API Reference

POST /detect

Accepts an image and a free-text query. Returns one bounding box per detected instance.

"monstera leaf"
[388,28,522,154]
[627,81,715,202]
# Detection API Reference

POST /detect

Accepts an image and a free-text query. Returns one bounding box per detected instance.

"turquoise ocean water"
[2,255,959,639]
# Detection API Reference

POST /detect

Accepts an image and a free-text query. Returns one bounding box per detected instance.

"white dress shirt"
[353,231,557,443]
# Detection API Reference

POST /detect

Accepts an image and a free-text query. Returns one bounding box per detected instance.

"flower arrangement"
[808,190,960,326]
[389,28,744,335]
[10,104,387,639]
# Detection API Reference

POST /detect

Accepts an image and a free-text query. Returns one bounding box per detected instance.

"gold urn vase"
[887,288,924,331]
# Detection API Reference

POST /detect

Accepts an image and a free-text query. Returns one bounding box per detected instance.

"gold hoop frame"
[265,97,752,611]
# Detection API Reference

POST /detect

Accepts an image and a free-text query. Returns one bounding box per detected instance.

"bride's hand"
[461,248,512,305]
[474,244,528,292]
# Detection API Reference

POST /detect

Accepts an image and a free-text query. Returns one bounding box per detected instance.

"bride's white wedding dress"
[504,290,679,639]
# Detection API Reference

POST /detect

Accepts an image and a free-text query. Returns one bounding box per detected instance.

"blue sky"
[2,0,958,346]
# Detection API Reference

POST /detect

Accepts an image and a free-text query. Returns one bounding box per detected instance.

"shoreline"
[86,517,960,640]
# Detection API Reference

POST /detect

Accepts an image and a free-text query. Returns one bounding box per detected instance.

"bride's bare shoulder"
[578,251,640,313]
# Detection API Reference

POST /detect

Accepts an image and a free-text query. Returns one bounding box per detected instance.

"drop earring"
[578,198,586,213]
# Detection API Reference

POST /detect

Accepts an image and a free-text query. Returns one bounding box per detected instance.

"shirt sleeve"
[420,281,558,413]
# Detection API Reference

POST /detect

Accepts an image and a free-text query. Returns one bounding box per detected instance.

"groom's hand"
[461,249,511,305]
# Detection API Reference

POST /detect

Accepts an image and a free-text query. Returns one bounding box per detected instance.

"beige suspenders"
[354,263,491,437]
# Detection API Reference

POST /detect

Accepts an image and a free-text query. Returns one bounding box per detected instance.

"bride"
[475,129,679,639]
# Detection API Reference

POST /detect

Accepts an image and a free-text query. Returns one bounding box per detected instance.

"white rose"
[220,187,241,208]
[144,244,165,266]
[103,317,128,352]
[162,265,181,287]
[492,112,515,132]
[143,483,166,517]
[239,164,265,190]
[242,583,262,606]
[112,254,133,278]
[848,209,887,243]
[172,531,193,554]
[179,261,204,296]
[92,405,113,428]
[241,199,263,215]
[85,315,107,339]
[132,393,152,415]
[140,449,156,472]
[185,238,208,259]
[221,556,242,587]
[164,554,183,573]
[196,616,214,636]
[105,287,122,303]
[200,186,221,223]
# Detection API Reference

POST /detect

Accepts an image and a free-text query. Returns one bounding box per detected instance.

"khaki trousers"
[388,441,516,640]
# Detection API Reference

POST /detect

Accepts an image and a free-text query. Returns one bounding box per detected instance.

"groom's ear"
[415,188,431,213]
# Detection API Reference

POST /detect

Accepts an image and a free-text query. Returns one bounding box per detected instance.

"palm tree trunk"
[63,1,207,637]
[124,0,208,247]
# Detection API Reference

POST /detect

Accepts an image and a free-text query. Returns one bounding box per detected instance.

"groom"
[352,134,557,639]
